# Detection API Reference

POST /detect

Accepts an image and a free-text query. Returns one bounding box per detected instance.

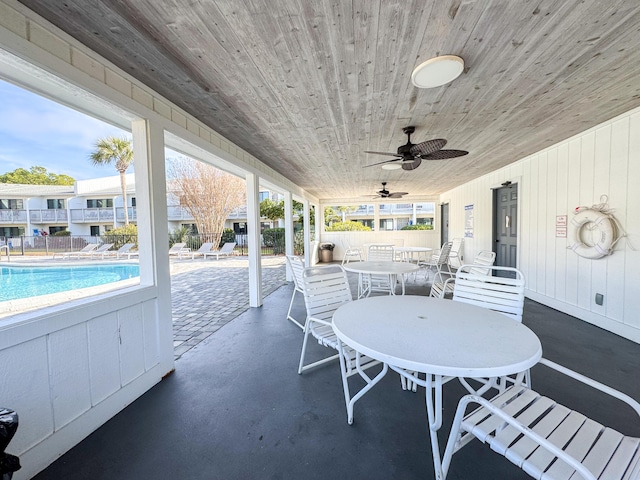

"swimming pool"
[0,264,140,302]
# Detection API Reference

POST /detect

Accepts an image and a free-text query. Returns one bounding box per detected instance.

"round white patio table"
[342,261,419,298]
[332,295,542,480]
[393,246,432,263]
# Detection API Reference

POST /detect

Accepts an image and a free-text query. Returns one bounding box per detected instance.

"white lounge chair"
[168,243,189,258]
[88,243,114,259]
[185,242,215,260]
[54,243,98,259]
[203,242,236,260]
[101,243,138,259]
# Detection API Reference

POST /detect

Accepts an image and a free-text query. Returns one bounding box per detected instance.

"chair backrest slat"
[452,265,525,322]
[285,255,305,292]
[302,266,352,321]
[368,245,394,262]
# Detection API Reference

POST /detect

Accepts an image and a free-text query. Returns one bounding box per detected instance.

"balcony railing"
[115,207,138,222]
[29,209,68,224]
[0,209,27,223]
[70,208,114,223]
[166,205,248,221]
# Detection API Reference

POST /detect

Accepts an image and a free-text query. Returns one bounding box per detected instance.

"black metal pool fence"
[0,230,302,257]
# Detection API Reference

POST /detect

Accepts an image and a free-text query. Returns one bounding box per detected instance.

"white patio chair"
[341,239,362,265]
[285,254,306,330]
[203,242,237,260]
[421,241,453,282]
[452,265,527,394]
[447,237,465,269]
[430,250,495,299]
[442,357,640,480]
[362,245,396,295]
[184,242,215,260]
[297,265,382,421]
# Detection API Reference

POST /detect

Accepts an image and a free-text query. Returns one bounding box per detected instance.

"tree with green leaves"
[0,166,75,185]
[260,198,315,225]
[89,136,134,224]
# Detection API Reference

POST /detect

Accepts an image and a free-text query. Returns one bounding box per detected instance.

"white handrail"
[0,245,9,262]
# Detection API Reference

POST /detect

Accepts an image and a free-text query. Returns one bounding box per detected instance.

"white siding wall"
[440,107,640,343]
[0,288,164,479]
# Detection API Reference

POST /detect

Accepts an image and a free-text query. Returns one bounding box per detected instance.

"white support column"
[131,119,174,373]
[412,203,418,225]
[374,204,381,232]
[284,191,294,281]
[303,200,311,265]
[246,172,263,307]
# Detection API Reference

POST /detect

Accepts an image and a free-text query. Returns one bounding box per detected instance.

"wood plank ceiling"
[16,0,640,201]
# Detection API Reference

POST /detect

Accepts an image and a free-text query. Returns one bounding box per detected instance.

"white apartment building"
[1,174,435,240]
[0,173,281,239]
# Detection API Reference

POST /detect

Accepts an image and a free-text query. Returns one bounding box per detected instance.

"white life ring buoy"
[568,209,615,259]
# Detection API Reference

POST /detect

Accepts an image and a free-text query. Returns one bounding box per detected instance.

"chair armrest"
[539,358,640,417]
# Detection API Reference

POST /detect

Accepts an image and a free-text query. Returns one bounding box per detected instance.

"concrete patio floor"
[32,265,640,480]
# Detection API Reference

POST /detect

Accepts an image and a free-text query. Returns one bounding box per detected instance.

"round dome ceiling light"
[381,163,402,170]
[411,55,464,89]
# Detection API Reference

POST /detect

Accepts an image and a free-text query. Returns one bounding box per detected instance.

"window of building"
[259,191,269,202]
[131,197,136,207]
[90,225,100,236]
[0,199,24,210]
[87,199,113,208]
[1,226,24,237]
[233,222,247,234]
[47,199,66,209]
[49,226,67,235]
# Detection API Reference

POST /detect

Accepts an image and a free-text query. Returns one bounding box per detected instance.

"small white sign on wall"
[464,204,474,238]
[556,215,567,238]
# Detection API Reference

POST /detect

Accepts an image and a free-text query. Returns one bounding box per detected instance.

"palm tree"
[89,136,134,224]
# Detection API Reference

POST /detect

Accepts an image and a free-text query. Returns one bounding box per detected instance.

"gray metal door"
[494,184,518,275]
[440,203,449,246]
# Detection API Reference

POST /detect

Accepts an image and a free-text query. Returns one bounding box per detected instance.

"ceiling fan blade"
[364,158,401,168]
[402,158,422,171]
[410,139,447,157]
[421,149,469,160]
[388,193,408,198]
[364,150,402,157]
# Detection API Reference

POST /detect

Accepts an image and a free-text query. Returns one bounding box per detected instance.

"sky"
[0,79,131,181]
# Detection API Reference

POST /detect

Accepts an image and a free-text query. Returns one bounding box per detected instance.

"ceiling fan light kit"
[411,55,464,89]
[381,163,402,170]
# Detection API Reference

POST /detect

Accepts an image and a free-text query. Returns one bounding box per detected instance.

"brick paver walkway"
[170,256,287,360]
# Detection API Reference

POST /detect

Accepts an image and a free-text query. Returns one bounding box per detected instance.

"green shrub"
[102,224,138,249]
[220,228,236,247]
[325,221,371,232]
[294,230,305,255]
[169,226,191,246]
[262,227,285,254]
[401,224,434,230]
[52,230,70,236]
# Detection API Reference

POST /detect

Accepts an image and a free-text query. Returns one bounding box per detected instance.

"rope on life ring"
[567,195,623,259]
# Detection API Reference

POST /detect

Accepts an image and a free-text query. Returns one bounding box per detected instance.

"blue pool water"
[0,264,140,302]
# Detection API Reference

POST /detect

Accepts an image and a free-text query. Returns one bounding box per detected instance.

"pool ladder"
[0,245,9,262]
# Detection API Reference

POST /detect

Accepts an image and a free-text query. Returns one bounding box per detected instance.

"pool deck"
[1,255,288,360]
